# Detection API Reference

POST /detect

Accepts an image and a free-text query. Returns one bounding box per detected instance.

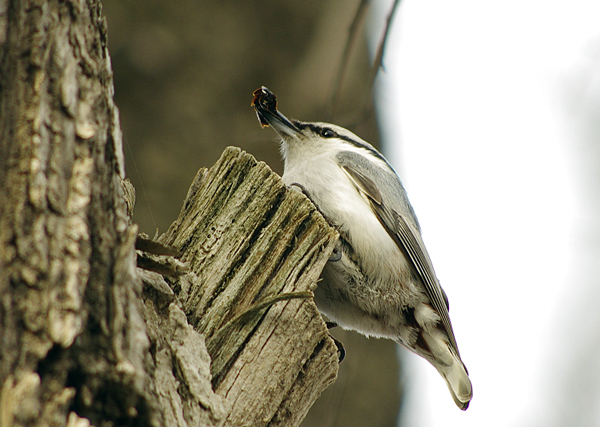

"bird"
[252,87,473,410]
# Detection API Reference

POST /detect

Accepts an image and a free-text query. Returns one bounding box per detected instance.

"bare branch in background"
[326,0,402,130]
[369,0,402,89]
[326,0,369,120]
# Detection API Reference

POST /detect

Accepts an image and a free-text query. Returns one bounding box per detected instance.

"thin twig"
[211,291,314,342]
[326,1,403,131]
[369,0,402,88]
[357,0,402,125]
[325,0,369,121]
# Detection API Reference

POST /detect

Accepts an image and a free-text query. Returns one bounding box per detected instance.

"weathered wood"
[0,1,340,426]
[139,269,225,427]
[160,147,340,427]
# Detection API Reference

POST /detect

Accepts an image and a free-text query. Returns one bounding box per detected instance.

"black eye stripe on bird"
[293,120,395,168]
[252,87,473,410]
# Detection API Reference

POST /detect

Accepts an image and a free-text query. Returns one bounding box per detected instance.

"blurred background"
[103,0,600,426]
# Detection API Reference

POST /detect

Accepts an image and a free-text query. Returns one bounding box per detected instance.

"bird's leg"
[323,321,345,362]
[332,336,346,363]
[329,239,342,262]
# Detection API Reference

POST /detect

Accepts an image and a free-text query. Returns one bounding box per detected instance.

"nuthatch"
[252,87,472,410]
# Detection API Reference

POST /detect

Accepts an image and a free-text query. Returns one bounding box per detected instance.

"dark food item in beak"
[252,86,278,127]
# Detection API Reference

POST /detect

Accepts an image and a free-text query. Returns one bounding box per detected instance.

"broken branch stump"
[155,146,340,427]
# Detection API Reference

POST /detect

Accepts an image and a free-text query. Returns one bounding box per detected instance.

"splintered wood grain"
[160,147,340,427]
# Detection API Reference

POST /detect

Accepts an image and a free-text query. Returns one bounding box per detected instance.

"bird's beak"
[252,87,303,138]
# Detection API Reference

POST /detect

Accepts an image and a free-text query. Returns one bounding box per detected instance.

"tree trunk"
[0,1,339,426]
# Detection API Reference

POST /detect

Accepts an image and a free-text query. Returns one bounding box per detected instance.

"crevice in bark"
[0,1,341,426]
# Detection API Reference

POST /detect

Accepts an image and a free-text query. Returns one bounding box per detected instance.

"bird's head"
[252,86,380,163]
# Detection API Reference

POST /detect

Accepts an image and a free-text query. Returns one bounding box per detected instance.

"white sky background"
[369,1,600,426]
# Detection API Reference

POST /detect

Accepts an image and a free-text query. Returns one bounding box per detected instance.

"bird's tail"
[413,330,473,410]
[434,352,472,410]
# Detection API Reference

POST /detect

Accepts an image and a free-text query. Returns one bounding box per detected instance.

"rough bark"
[158,147,340,426]
[0,0,149,426]
[0,1,339,426]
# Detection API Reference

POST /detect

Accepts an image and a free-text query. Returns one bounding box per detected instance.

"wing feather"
[339,158,461,355]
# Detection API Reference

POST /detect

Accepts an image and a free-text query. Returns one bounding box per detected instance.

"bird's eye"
[320,128,336,138]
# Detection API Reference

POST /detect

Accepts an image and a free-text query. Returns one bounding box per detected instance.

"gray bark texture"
[0,1,339,426]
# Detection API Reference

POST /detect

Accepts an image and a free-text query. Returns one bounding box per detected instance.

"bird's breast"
[282,157,410,283]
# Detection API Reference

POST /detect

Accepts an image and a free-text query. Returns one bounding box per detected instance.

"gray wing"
[336,150,460,354]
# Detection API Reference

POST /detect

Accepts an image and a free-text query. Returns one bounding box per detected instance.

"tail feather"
[416,331,473,410]
[395,303,472,409]
[436,354,472,410]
